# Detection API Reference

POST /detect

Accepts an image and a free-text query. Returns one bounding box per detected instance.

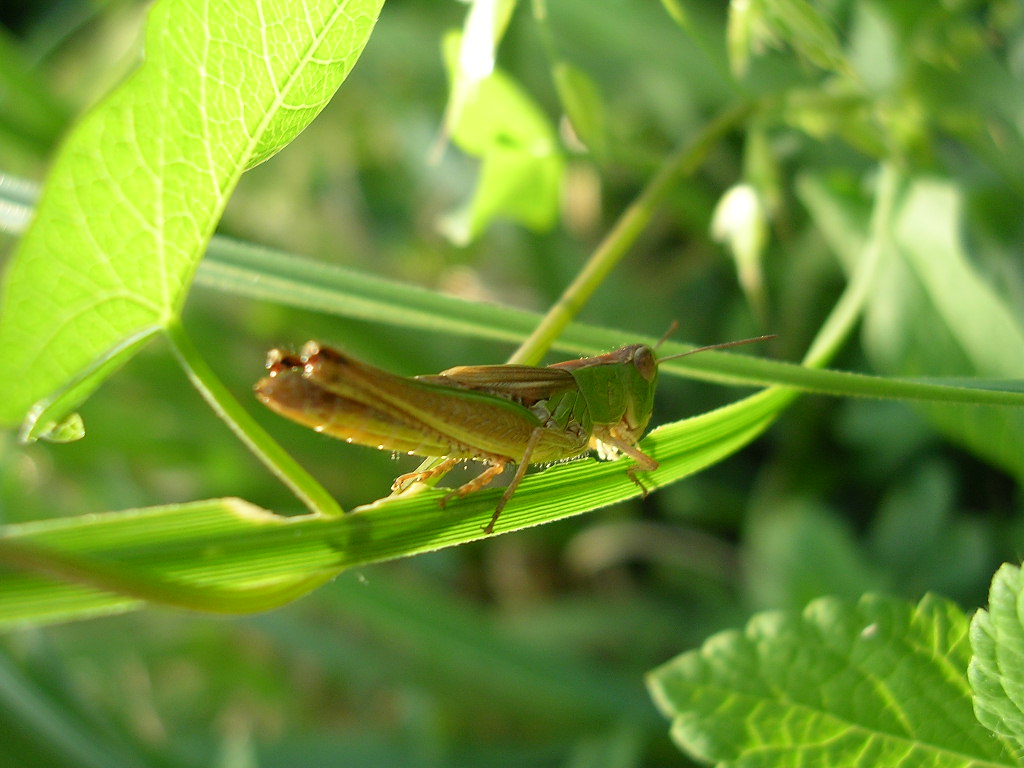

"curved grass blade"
[0,387,789,628]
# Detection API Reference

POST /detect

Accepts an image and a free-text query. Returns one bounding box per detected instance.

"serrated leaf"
[0,0,383,431]
[648,593,1019,767]
[970,563,1024,749]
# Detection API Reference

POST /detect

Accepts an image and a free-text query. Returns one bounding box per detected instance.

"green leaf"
[647,593,1019,767]
[658,0,690,28]
[441,32,563,243]
[0,0,383,432]
[0,387,788,628]
[970,563,1024,749]
[799,174,1024,482]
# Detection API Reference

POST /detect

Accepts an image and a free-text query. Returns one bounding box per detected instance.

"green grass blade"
[0,387,789,628]
[195,235,1024,408]
[0,651,150,768]
[6,181,1024,411]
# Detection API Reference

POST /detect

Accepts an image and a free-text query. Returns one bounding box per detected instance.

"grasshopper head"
[578,344,658,460]
[619,344,657,441]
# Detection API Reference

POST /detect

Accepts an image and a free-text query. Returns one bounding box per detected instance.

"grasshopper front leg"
[593,428,659,496]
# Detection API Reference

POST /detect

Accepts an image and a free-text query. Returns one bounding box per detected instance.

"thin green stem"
[802,162,903,369]
[509,100,756,365]
[164,320,343,517]
[402,104,756,491]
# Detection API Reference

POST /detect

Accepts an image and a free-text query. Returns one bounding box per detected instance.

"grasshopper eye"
[633,346,656,381]
[265,349,303,376]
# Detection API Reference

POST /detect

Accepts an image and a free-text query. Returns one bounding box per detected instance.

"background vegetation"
[2,0,1024,766]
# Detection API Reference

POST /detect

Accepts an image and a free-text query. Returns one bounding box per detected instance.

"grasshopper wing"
[421,365,577,405]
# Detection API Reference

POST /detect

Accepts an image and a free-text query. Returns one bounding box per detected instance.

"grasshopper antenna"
[658,334,777,362]
[654,321,680,350]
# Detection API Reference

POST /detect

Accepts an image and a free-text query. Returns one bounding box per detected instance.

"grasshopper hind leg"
[395,427,548,535]
[392,457,463,493]
[394,455,512,533]
[479,426,547,534]
[440,462,512,536]
[442,427,549,534]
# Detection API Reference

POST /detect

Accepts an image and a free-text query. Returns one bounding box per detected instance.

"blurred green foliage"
[2,0,1024,765]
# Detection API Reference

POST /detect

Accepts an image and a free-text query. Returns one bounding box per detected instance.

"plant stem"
[509,99,756,365]
[397,104,756,493]
[397,103,757,493]
[164,320,342,517]
[802,162,902,368]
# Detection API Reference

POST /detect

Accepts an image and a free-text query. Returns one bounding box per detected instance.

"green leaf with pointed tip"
[0,0,383,432]
[648,593,1019,767]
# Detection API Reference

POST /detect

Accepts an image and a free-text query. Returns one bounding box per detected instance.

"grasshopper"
[254,336,770,534]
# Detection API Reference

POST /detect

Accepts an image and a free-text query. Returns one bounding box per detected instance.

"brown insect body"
[255,337,771,533]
